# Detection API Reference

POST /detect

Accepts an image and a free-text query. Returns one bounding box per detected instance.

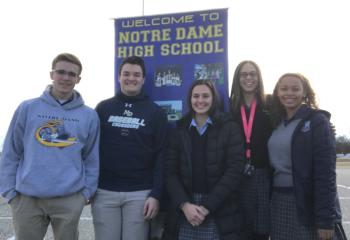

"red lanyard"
[240,98,257,159]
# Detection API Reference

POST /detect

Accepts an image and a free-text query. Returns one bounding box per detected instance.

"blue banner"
[115,9,228,121]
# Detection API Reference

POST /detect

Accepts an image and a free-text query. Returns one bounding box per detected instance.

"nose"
[61,74,71,81]
[198,96,206,102]
[126,76,136,81]
[286,89,294,94]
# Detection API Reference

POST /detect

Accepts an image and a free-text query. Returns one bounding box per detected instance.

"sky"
[0,0,349,149]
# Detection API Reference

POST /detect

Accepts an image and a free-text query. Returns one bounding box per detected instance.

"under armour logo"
[125,103,132,108]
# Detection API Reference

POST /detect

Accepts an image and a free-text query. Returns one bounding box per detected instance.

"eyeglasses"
[52,69,79,78]
[240,71,258,79]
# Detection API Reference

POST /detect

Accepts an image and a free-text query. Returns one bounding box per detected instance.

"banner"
[115,9,228,121]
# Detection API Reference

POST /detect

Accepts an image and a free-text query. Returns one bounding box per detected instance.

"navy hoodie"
[96,91,168,200]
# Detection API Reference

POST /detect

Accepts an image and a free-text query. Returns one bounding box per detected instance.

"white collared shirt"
[189,117,212,136]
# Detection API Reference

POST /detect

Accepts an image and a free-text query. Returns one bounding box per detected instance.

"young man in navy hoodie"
[92,56,168,240]
[0,53,100,240]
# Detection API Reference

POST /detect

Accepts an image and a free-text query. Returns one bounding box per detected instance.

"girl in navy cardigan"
[268,73,344,240]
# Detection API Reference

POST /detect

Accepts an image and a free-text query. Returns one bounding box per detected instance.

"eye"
[240,72,248,78]
[279,86,288,91]
[249,72,257,78]
[55,69,66,74]
[240,71,257,78]
[53,69,78,78]
[67,72,78,77]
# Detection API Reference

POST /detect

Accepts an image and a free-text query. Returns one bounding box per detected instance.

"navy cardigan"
[281,105,341,229]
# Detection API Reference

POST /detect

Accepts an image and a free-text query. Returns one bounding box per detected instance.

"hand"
[143,197,159,220]
[88,194,96,204]
[80,192,91,205]
[181,202,207,226]
[317,228,334,240]
[199,205,210,216]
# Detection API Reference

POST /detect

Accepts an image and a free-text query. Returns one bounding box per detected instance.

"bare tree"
[336,135,350,155]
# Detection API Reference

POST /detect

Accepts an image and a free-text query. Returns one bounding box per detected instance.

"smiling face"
[119,63,145,96]
[239,62,259,95]
[191,84,213,117]
[277,75,305,116]
[50,61,81,100]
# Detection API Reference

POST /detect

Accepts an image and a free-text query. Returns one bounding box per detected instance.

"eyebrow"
[122,71,141,74]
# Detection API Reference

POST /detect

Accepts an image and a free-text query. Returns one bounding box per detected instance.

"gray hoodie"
[0,86,100,202]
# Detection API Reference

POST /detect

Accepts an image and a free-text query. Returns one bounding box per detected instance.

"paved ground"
[1,165,349,240]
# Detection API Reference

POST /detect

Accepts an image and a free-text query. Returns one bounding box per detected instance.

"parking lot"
[1,165,349,240]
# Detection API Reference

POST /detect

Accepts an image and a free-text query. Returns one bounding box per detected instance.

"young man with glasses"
[91,56,168,240]
[0,53,100,240]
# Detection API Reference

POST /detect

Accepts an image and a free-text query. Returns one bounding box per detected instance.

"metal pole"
[142,0,145,16]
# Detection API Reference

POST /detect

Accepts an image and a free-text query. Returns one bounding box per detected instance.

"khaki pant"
[10,192,86,240]
[91,188,151,240]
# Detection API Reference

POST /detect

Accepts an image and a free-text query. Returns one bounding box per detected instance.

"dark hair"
[229,60,266,112]
[118,56,146,77]
[187,79,221,117]
[52,53,82,75]
[271,73,318,126]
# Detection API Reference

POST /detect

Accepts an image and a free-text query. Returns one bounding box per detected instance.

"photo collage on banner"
[114,9,228,122]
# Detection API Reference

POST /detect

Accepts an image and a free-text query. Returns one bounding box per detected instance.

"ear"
[50,71,54,80]
[75,76,81,84]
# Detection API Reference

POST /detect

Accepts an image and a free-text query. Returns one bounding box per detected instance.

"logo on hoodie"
[301,120,311,132]
[35,120,77,147]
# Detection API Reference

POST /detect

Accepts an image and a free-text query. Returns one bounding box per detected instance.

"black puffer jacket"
[163,112,245,240]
